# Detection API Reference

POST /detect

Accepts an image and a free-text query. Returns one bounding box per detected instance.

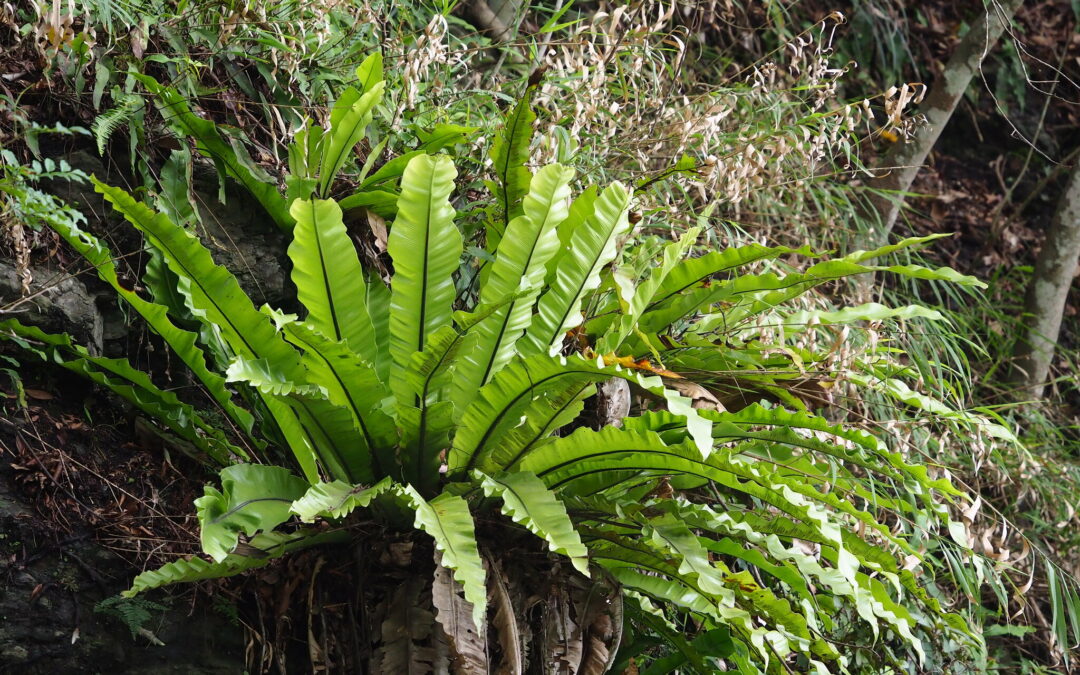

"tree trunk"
[1010,162,1080,399]
[860,0,1024,248]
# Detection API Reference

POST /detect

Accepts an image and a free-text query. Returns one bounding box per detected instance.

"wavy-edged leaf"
[475,470,589,575]
[522,182,631,356]
[398,486,487,628]
[521,425,908,565]
[124,529,345,597]
[645,514,731,599]
[282,320,396,457]
[291,476,394,521]
[783,302,946,326]
[449,354,712,475]
[702,404,962,497]
[645,242,816,313]
[195,464,308,562]
[453,164,574,409]
[587,534,748,627]
[847,371,1019,443]
[843,233,953,264]
[134,74,292,232]
[287,198,377,358]
[227,357,371,483]
[95,181,328,474]
[0,320,242,464]
[549,186,598,282]
[642,256,984,333]
[44,214,254,435]
[388,154,462,398]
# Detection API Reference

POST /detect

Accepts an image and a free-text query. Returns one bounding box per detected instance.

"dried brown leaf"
[486,555,523,675]
[433,551,488,675]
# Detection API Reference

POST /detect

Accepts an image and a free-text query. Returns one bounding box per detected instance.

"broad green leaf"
[195,464,308,562]
[388,154,462,399]
[522,182,631,356]
[291,476,395,521]
[366,271,393,381]
[281,321,397,475]
[645,514,731,599]
[415,123,477,150]
[107,225,321,477]
[398,401,455,496]
[521,425,903,563]
[599,226,701,353]
[95,180,305,375]
[287,122,323,190]
[453,164,574,409]
[475,470,590,575]
[646,242,816,313]
[702,404,962,497]
[287,197,377,361]
[449,354,713,475]
[124,529,346,597]
[355,52,384,94]
[156,148,197,226]
[399,324,465,405]
[399,486,487,628]
[338,189,399,219]
[489,84,536,238]
[642,256,984,333]
[550,186,598,276]
[358,120,474,192]
[394,299,534,484]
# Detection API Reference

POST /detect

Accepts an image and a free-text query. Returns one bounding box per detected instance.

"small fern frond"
[92,95,142,156]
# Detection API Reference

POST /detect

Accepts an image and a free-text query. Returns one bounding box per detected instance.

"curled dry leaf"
[484,554,523,675]
[663,378,722,411]
[432,551,488,675]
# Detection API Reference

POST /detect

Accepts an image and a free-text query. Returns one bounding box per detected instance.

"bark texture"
[1011,163,1080,398]
[459,0,513,42]
[861,0,1024,246]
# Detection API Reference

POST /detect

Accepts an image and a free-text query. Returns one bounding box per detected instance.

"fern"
[92,94,142,156]
[94,595,168,638]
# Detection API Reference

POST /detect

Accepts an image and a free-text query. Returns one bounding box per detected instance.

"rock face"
[0,261,104,353]
[0,477,245,674]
